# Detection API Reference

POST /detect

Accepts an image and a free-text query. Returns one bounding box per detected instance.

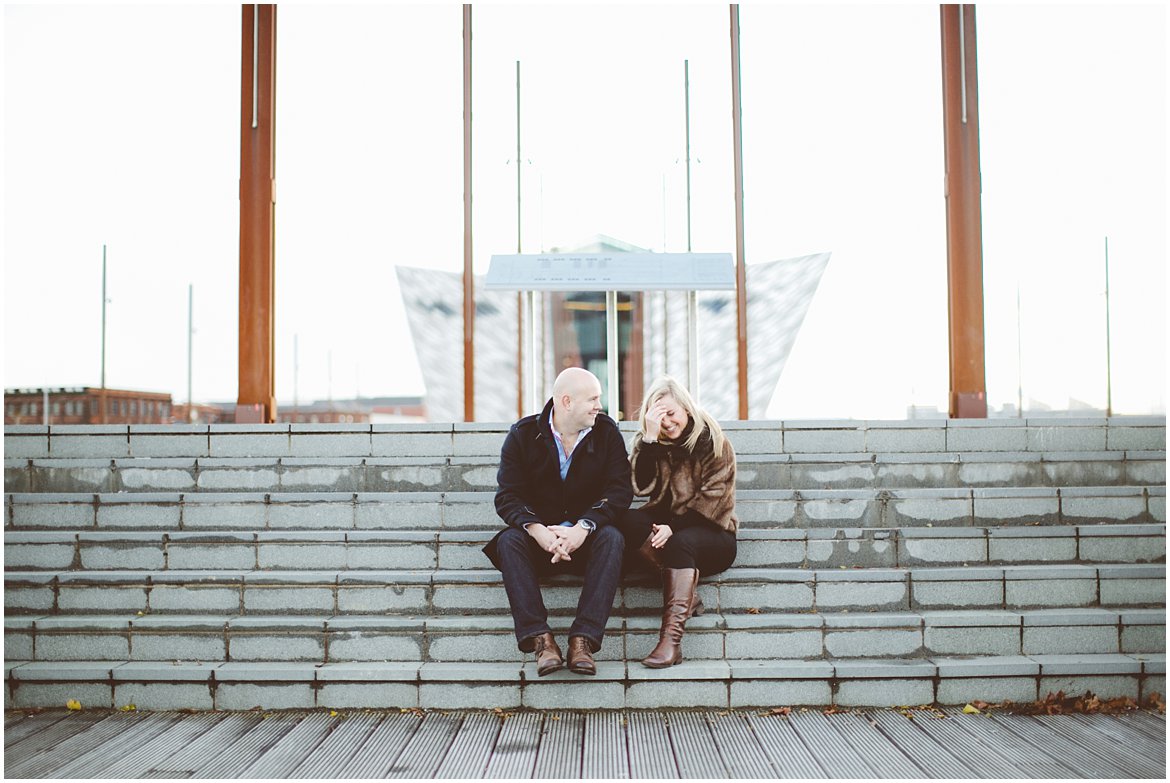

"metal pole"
[606,291,619,419]
[685,59,700,398]
[515,59,526,418]
[293,333,299,423]
[462,4,475,422]
[729,5,749,418]
[43,388,49,427]
[1104,236,1113,417]
[101,244,108,424]
[940,4,988,418]
[187,284,194,421]
[1016,283,1023,418]
[236,4,278,423]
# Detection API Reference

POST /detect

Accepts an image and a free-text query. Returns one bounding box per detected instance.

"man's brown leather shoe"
[531,632,564,676]
[567,636,597,675]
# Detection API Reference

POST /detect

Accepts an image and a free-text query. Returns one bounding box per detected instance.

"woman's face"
[655,393,691,440]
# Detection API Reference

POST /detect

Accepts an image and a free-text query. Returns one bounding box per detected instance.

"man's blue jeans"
[494,524,624,652]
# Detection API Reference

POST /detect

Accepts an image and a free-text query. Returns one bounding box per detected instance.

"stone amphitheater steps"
[5,524,1166,571]
[5,418,1165,711]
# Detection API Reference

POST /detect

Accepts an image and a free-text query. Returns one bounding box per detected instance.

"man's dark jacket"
[483,398,633,568]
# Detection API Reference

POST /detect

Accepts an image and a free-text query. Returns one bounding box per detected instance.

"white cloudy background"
[3,2,1165,419]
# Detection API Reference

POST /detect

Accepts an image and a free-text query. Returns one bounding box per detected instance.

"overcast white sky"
[3,1,1166,419]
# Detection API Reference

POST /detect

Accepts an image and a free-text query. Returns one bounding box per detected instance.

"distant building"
[4,387,173,425]
[398,236,831,421]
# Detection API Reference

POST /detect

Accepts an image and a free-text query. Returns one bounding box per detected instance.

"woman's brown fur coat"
[630,426,738,533]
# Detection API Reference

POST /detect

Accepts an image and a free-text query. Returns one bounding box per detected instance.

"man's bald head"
[551,367,603,434]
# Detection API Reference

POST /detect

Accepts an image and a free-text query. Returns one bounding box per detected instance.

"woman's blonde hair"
[636,375,725,456]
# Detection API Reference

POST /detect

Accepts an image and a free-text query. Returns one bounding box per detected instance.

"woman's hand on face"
[649,523,673,548]
[643,401,667,442]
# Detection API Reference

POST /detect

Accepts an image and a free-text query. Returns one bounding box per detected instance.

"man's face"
[568,380,603,431]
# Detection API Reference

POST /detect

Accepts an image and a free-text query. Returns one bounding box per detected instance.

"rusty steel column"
[940,4,987,418]
[237,4,277,423]
[729,4,749,419]
[462,5,475,422]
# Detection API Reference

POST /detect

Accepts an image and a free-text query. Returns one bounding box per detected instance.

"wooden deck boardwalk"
[5,707,1165,779]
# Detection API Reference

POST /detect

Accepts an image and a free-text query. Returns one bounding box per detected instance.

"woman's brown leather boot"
[636,534,704,617]
[641,568,699,668]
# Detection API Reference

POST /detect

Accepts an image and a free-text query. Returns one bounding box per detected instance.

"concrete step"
[5,525,1165,572]
[6,564,1164,617]
[6,486,1165,531]
[6,608,1163,664]
[7,450,1166,494]
[5,653,1164,710]
[6,418,1164,461]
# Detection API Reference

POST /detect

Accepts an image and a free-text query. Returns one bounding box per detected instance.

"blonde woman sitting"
[620,376,738,668]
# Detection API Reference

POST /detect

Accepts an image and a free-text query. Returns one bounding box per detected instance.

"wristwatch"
[576,519,596,534]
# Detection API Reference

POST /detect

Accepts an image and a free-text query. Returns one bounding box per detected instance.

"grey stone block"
[229,634,325,661]
[329,633,423,662]
[799,496,876,527]
[724,630,821,659]
[1038,675,1138,700]
[181,496,269,529]
[318,683,418,709]
[911,575,1003,610]
[131,634,227,662]
[168,542,257,570]
[209,431,291,458]
[419,681,520,709]
[1078,533,1165,564]
[887,496,972,527]
[805,534,897,569]
[815,580,908,612]
[51,432,130,458]
[784,428,865,454]
[115,682,214,711]
[988,530,1077,563]
[718,583,814,613]
[289,432,372,458]
[80,544,165,570]
[5,585,57,613]
[279,464,365,492]
[898,532,986,565]
[1107,425,1165,451]
[1027,426,1107,453]
[58,585,148,613]
[865,426,946,453]
[1004,578,1096,609]
[372,431,453,458]
[1024,624,1121,655]
[11,497,95,529]
[975,495,1061,526]
[626,679,728,709]
[346,542,437,570]
[243,586,335,614]
[5,428,49,459]
[216,682,315,710]
[1121,625,1165,654]
[791,462,875,490]
[722,424,783,455]
[257,543,348,570]
[129,432,210,458]
[957,460,1038,488]
[336,586,429,614]
[824,629,922,658]
[196,466,280,491]
[13,682,113,709]
[730,679,833,707]
[426,633,518,663]
[432,585,510,614]
[947,422,1028,452]
[36,634,130,661]
[734,538,807,567]
[1099,577,1165,606]
[522,679,625,709]
[355,496,444,530]
[5,541,77,569]
[150,585,242,613]
[736,498,798,527]
[1061,491,1146,523]
[835,679,934,707]
[267,499,354,529]
[97,496,182,529]
[936,677,1038,705]
[924,626,1021,656]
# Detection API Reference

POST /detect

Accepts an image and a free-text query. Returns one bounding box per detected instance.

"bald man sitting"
[483,367,632,676]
